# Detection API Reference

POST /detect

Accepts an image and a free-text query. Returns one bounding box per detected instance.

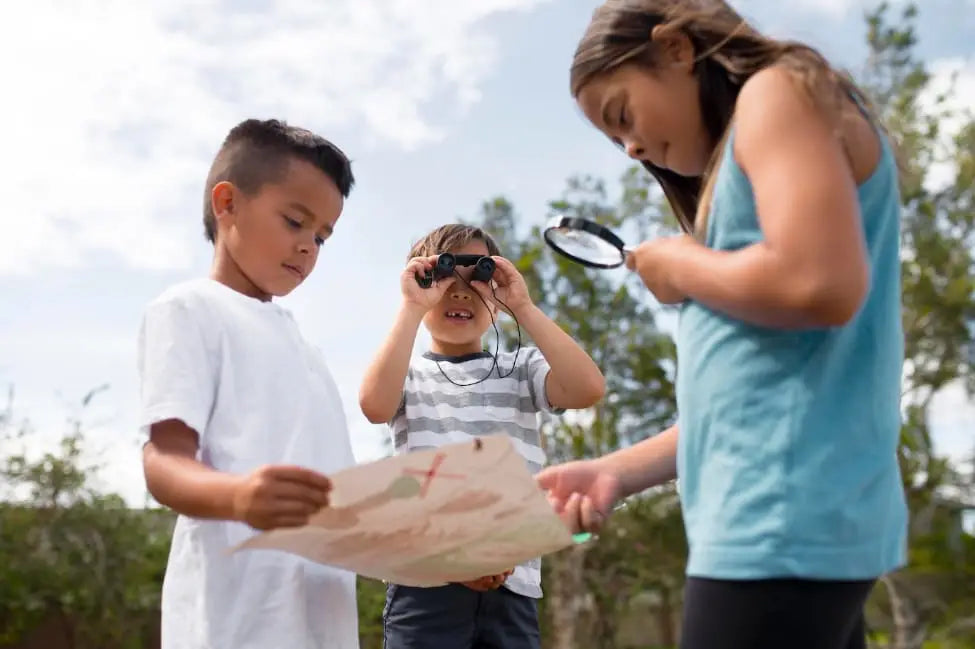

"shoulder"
[501,346,548,379]
[145,278,218,317]
[139,280,225,351]
[400,354,441,389]
[517,346,545,365]
[735,65,825,126]
[406,353,435,375]
[733,65,837,158]
[731,65,854,187]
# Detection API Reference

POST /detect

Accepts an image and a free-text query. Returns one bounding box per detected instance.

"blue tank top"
[675,125,908,580]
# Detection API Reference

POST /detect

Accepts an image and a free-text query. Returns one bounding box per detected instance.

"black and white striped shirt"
[391,347,561,598]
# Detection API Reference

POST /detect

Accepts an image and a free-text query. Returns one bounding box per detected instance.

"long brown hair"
[570,0,879,234]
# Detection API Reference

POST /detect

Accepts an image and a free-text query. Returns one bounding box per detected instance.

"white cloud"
[929,381,975,465]
[0,0,548,277]
[918,56,975,190]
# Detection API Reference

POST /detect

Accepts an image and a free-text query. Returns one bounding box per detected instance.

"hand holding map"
[233,435,575,586]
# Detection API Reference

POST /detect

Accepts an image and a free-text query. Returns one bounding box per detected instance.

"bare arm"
[597,424,678,498]
[143,419,331,529]
[360,255,454,424]
[668,66,870,329]
[358,302,426,424]
[535,425,678,534]
[486,256,604,409]
[515,304,605,409]
[143,419,240,519]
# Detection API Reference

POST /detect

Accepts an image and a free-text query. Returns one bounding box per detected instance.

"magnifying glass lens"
[545,227,624,266]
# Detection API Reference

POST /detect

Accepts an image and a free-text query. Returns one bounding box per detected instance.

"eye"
[314,235,326,247]
[282,214,301,229]
[618,104,628,128]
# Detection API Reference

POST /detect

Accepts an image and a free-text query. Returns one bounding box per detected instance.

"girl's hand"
[535,459,621,535]
[624,235,696,305]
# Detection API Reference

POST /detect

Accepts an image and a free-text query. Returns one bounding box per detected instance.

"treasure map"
[233,435,574,586]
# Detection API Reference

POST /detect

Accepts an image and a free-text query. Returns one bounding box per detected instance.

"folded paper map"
[233,435,574,586]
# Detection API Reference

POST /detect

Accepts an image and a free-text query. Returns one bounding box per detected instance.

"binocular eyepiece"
[415,253,495,289]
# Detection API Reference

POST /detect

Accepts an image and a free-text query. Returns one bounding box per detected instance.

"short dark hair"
[202,118,355,243]
[408,224,502,261]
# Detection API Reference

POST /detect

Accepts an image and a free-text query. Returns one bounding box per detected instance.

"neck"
[210,243,270,302]
[429,337,484,357]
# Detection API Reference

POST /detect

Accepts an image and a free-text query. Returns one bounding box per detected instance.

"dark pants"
[680,577,875,649]
[383,583,540,649]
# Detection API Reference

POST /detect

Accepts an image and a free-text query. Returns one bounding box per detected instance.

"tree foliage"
[474,173,682,649]
[0,388,170,649]
[860,3,975,647]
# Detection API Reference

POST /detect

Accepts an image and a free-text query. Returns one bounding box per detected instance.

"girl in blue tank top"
[537,2,908,648]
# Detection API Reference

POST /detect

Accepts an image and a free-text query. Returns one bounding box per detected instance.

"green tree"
[860,3,975,647]
[356,577,387,649]
[582,486,686,649]
[474,179,681,649]
[479,182,677,463]
[0,387,171,649]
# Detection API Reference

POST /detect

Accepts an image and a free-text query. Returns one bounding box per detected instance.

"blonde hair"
[570,0,879,235]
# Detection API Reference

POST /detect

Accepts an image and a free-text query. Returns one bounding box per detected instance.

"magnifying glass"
[542,216,632,269]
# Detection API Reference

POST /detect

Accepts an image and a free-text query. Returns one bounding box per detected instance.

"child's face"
[212,159,344,300]
[576,62,712,178]
[423,240,498,353]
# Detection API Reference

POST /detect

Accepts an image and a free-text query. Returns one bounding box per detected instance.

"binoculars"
[415,253,495,289]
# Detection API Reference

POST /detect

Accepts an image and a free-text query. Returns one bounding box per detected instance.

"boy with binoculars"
[359,223,605,649]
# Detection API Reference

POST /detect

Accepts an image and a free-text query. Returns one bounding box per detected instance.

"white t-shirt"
[137,278,359,649]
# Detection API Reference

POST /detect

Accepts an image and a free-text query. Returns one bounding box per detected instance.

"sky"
[1,0,973,505]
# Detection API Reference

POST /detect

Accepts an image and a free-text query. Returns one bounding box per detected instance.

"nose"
[624,138,645,161]
[296,235,314,255]
[450,288,472,301]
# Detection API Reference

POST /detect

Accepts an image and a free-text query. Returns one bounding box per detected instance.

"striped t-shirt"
[390,347,561,599]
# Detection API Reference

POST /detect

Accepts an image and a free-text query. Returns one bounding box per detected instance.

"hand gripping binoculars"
[415,253,496,289]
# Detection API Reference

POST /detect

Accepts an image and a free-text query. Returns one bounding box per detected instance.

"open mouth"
[445,309,473,321]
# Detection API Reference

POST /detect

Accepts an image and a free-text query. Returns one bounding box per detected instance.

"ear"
[650,24,695,70]
[211,181,238,231]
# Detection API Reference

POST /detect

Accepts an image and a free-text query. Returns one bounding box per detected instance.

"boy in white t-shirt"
[138,118,359,649]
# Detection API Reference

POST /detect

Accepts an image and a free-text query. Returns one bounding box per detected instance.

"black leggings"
[680,577,875,649]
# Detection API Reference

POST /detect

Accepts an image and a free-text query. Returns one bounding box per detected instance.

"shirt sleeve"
[525,347,566,415]
[389,367,411,454]
[137,295,218,440]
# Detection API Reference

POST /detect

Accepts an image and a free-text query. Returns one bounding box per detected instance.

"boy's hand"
[401,255,456,311]
[472,256,532,315]
[232,464,332,530]
[458,569,514,592]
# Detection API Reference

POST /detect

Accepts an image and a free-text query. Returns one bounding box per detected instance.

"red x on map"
[403,452,464,497]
